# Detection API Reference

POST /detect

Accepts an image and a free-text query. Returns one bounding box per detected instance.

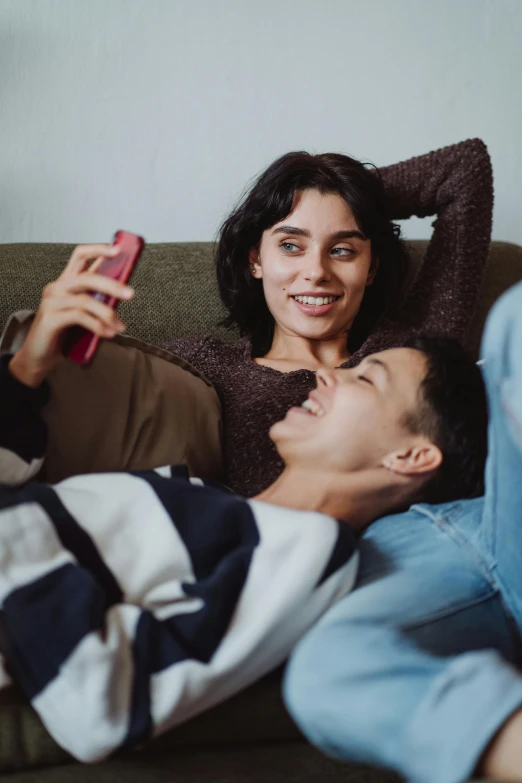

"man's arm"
[0,353,49,485]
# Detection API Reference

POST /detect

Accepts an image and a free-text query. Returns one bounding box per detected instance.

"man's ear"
[381,443,442,476]
[366,255,380,287]
[249,248,263,279]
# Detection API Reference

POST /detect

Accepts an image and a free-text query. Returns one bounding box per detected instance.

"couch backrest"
[1,240,522,354]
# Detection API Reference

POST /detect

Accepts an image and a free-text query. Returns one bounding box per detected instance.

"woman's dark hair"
[215,151,410,356]
[403,334,488,504]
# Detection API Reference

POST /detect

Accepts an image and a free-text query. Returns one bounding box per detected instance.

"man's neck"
[254,467,413,531]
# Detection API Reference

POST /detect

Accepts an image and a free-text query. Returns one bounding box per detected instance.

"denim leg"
[284,504,522,783]
[284,283,522,783]
[479,280,522,631]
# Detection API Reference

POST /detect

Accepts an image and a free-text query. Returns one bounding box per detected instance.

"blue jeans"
[284,281,522,783]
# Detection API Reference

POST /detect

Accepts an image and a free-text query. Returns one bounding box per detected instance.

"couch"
[0,239,521,783]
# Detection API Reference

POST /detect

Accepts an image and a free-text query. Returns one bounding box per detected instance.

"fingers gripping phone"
[66,231,145,366]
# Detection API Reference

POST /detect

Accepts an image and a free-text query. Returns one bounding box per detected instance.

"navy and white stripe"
[0,354,358,762]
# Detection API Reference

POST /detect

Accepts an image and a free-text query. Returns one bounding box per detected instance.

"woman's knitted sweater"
[166,139,493,497]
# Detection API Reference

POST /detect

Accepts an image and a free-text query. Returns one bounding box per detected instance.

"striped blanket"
[0,355,358,762]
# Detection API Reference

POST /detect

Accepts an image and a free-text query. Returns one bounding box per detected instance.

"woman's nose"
[303,252,331,283]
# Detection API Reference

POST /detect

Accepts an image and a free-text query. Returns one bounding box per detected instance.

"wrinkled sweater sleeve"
[0,354,49,485]
[380,138,493,340]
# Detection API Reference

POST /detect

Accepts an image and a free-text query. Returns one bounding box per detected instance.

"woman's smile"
[290,293,341,317]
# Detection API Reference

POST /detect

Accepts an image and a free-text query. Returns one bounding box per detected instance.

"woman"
[167,138,493,496]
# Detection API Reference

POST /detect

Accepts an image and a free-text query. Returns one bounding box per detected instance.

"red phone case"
[66,230,145,366]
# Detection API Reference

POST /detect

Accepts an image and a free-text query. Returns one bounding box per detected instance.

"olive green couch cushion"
[2,241,522,356]
[0,243,232,349]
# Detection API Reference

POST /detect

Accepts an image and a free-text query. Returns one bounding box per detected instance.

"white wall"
[1,0,521,244]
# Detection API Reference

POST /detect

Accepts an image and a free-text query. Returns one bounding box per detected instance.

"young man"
[284,280,522,783]
[0,246,486,763]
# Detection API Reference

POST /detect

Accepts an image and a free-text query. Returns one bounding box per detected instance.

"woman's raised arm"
[380,138,493,340]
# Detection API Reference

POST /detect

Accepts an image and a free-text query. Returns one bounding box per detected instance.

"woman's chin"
[293,323,347,342]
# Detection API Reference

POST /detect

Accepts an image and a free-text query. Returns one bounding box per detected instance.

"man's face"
[270,348,429,473]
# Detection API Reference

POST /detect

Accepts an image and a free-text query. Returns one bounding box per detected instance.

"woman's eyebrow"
[330,230,367,242]
[271,226,366,241]
[271,225,310,237]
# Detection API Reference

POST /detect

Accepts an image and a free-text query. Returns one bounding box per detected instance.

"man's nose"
[316,366,337,388]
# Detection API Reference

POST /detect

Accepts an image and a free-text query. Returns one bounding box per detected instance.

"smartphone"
[66,230,145,366]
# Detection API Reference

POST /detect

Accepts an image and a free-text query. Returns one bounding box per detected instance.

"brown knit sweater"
[166,139,493,497]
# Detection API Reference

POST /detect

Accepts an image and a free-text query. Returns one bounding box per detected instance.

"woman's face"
[250,189,376,344]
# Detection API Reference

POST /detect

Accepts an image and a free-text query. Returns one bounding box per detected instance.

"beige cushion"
[0,312,223,484]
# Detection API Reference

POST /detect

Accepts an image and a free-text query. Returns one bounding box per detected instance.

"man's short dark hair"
[403,334,488,504]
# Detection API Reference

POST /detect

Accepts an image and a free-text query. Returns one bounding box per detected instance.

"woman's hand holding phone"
[9,244,135,388]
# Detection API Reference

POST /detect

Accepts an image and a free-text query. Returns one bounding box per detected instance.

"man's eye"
[358,375,373,385]
[281,242,299,252]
